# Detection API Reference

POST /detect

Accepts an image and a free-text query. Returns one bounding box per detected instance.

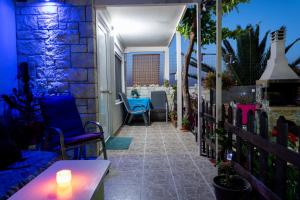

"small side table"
[9,160,110,200]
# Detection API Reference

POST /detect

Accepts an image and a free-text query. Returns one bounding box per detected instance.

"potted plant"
[181,117,190,131]
[131,88,140,98]
[213,155,252,200]
[2,62,43,149]
[235,94,256,125]
[169,111,177,127]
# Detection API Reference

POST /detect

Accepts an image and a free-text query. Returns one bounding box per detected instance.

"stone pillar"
[15,0,97,124]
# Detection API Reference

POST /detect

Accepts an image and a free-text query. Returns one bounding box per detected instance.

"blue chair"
[119,93,149,126]
[39,95,107,160]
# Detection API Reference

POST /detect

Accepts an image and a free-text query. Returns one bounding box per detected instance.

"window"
[132,54,160,85]
[115,55,122,99]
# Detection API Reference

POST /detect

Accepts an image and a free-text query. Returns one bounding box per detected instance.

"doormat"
[105,137,132,150]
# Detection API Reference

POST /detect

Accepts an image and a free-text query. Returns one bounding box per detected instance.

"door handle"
[100,90,112,94]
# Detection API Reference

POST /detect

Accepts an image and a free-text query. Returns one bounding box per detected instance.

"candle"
[56,170,72,187]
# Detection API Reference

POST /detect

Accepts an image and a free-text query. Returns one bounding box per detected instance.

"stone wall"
[15,0,97,123]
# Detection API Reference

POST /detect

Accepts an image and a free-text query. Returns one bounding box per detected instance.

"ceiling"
[106,5,185,48]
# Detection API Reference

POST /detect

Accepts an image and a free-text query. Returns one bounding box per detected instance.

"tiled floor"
[104,122,217,200]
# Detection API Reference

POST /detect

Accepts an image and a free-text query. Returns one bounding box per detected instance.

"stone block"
[59,23,67,29]
[48,81,69,94]
[87,38,94,52]
[16,15,38,30]
[87,98,96,113]
[17,55,28,64]
[58,7,85,22]
[65,0,92,6]
[71,53,94,68]
[15,7,21,14]
[55,59,71,69]
[45,45,70,60]
[46,30,79,44]
[79,22,93,37]
[17,40,46,55]
[38,16,58,30]
[70,83,95,98]
[85,6,94,22]
[63,68,88,82]
[27,55,54,68]
[77,105,88,114]
[76,98,88,106]
[80,38,87,44]
[88,68,95,83]
[21,6,57,15]
[17,30,49,39]
[71,45,87,52]
[67,22,79,30]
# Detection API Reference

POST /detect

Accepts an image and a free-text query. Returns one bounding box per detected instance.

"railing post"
[259,112,269,184]
[236,108,242,163]
[201,99,206,155]
[247,110,255,173]
[274,116,288,199]
[227,106,233,151]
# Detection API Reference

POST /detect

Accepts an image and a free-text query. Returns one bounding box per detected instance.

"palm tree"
[222,25,300,85]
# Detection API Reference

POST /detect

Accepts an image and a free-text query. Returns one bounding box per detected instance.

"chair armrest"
[84,121,104,134]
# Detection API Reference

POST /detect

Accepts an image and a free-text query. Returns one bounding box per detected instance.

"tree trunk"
[182,15,197,119]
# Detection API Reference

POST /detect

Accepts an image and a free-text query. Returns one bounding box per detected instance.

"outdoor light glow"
[112,19,144,35]
[56,170,72,187]
[226,152,233,161]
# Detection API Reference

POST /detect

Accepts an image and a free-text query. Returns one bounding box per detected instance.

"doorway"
[96,21,113,140]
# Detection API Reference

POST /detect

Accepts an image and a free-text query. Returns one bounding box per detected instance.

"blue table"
[127,98,151,123]
[127,97,151,111]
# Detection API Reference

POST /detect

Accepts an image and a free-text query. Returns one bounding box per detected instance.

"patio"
[104,122,216,200]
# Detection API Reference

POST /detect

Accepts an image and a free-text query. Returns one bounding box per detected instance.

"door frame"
[96,14,114,139]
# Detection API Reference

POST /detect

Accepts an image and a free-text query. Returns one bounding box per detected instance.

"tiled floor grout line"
[160,124,181,200]
[140,126,148,200]
[174,129,216,198]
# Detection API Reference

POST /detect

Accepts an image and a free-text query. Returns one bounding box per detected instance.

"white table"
[9,160,110,200]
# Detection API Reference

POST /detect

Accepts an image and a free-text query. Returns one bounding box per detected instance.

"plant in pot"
[181,117,190,131]
[235,94,256,125]
[1,62,43,149]
[131,88,140,98]
[169,111,177,127]
[213,153,252,200]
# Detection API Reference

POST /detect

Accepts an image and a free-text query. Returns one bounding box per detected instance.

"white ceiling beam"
[124,46,168,53]
[95,0,198,6]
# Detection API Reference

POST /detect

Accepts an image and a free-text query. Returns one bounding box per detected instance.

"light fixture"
[56,170,72,187]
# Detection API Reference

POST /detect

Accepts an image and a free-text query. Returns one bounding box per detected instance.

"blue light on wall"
[0,0,17,95]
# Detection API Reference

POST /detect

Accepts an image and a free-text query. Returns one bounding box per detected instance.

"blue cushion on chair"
[39,95,85,144]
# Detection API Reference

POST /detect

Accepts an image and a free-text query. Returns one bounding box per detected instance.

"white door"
[96,23,112,139]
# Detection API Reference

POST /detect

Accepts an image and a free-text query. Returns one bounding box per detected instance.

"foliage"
[130,88,140,98]
[2,62,38,124]
[235,94,254,104]
[177,0,249,119]
[177,0,249,45]
[163,80,170,87]
[204,72,235,90]
[182,117,190,127]
[222,25,300,85]
[169,111,177,120]
[217,161,238,188]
